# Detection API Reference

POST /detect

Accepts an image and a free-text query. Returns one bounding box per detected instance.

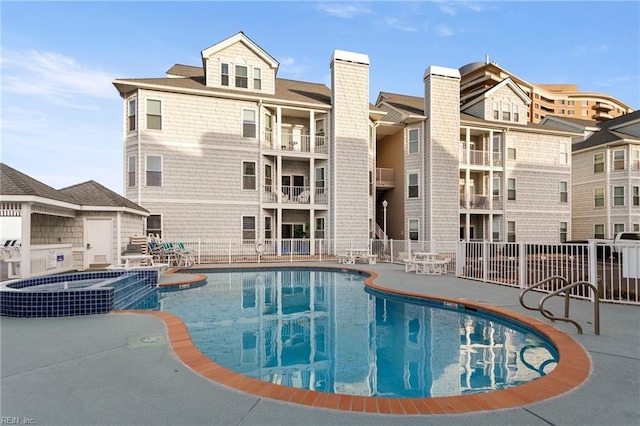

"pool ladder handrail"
[519,275,600,335]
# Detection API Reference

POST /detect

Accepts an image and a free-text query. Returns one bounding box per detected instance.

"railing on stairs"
[519,275,600,335]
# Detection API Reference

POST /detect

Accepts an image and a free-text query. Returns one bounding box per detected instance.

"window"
[146,155,162,187]
[635,224,640,232]
[582,100,589,106]
[594,224,605,239]
[557,99,565,105]
[582,110,589,116]
[558,108,565,114]
[146,99,162,130]
[369,170,373,196]
[408,219,419,241]
[235,65,248,88]
[613,186,625,206]
[408,173,419,198]
[513,104,519,122]
[568,110,575,116]
[560,181,568,203]
[242,216,256,240]
[594,153,604,173]
[408,128,419,154]
[613,149,625,170]
[507,178,516,200]
[594,187,605,207]
[265,217,272,240]
[315,167,325,201]
[146,214,162,238]
[127,155,136,188]
[128,99,136,131]
[568,100,575,106]
[493,101,499,119]
[501,101,511,121]
[634,186,639,206]
[633,150,640,170]
[221,63,229,86]
[315,218,325,239]
[560,222,568,243]
[493,177,500,197]
[264,164,272,192]
[508,147,516,160]
[492,219,500,241]
[559,142,568,164]
[614,223,625,234]
[506,136,516,160]
[242,109,256,138]
[507,221,516,242]
[242,161,256,190]
[253,68,262,90]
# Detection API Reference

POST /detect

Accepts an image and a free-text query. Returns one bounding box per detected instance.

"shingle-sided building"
[113,32,379,251]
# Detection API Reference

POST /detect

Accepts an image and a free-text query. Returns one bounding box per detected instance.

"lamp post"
[382,200,388,249]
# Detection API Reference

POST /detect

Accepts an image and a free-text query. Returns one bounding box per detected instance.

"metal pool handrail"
[519,275,600,335]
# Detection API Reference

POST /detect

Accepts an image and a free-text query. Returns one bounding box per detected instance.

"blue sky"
[2,1,639,195]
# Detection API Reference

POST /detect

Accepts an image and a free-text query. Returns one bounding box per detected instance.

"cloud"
[1,49,118,107]
[436,24,455,37]
[316,2,373,18]
[433,0,489,15]
[384,17,418,32]
[277,56,309,79]
[575,44,610,54]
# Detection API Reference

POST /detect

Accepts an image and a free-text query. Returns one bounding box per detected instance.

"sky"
[2,1,639,195]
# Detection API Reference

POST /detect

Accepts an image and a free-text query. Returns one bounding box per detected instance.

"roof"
[59,181,148,212]
[201,32,279,70]
[0,163,77,205]
[598,109,640,131]
[572,111,640,152]
[376,92,425,117]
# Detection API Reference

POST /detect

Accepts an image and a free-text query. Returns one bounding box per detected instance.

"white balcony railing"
[262,185,328,204]
[459,149,503,166]
[262,132,327,154]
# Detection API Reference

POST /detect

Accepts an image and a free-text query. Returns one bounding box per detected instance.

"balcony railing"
[376,168,395,188]
[262,132,327,154]
[459,149,502,166]
[262,185,327,204]
[595,102,613,112]
[460,195,503,210]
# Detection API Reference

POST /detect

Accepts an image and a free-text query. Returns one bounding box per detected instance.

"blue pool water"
[148,268,558,398]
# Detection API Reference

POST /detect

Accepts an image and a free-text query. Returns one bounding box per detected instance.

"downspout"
[258,99,263,242]
[136,89,142,203]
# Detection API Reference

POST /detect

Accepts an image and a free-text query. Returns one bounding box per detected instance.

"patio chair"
[176,242,195,267]
[296,190,310,204]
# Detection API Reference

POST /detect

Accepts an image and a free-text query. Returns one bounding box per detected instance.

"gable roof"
[0,163,77,205]
[201,31,279,70]
[59,181,148,213]
[599,109,640,132]
[375,92,425,122]
[572,111,640,152]
[461,77,531,112]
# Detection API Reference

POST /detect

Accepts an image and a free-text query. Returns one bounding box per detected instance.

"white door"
[86,218,113,267]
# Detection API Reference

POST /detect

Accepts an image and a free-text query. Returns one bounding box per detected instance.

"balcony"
[262,132,327,154]
[376,168,395,188]
[595,102,614,112]
[594,111,613,120]
[262,185,328,205]
[459,149,502,167]
[460,195,503,210]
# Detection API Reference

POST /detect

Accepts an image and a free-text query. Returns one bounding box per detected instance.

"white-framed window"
[315,217,325,239]
[594,152,604,173]
[128,99,136,131]
[408,128,419,154]
[408,173,419,198]
[614,223,625,234]
[146,99,162,130]
[558,108,565,114]
[557,99,565,105]
[242,109,256,138]
[582,110,589,116]
[560,222,568,243]
[265,217,272,240]
[235,65,248,88]
[146,214,162,238]
[568,100,575,106]
[493,101,499,120]
[501,99,511,121]
[264,164,272,192]
[568,110,575,116]
[408,219,419,241]
[613,186,625,206]
[127,155,136,188]
[582,100,589,106]
[560,181,568,203]
[242,161,256,190]
[315,167,325,191]
[559,142,569,164]
[493,177,500,197]
[513,104,519,122]
[594,187,605,207]
[634,224,640,232]
[633,150,640,170]
[594,224,605,239]
[242,216,256,241]
[253,68,262,90]
[221,63,229,86]
[492,219,500,241]
[506,135,516,161]
[507,178,516,200]
[507,221,516,242]
[634,186,639,206]
[613,149,625,170]
[145,155,162,187]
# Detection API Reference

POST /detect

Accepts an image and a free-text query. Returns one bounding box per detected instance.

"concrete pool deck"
[1,262,639,425]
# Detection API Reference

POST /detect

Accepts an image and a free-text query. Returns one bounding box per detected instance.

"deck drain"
[126,335,166,349]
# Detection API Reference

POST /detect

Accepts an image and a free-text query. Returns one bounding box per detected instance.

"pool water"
[151,268,557,398]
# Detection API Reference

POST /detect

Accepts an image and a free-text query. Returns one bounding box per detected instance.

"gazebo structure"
[0,163,148,279]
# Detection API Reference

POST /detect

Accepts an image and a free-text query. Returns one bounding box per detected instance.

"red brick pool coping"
[122,267,591,415]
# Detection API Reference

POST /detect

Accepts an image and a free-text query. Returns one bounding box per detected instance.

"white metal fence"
[157,238,639,305]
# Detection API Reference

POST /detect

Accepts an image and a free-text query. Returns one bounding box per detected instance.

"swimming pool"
[150,267,558,398]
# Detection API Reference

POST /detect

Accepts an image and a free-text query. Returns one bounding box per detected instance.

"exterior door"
[86,218,113,267]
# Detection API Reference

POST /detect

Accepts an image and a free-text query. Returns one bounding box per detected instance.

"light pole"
[382,199,388,248]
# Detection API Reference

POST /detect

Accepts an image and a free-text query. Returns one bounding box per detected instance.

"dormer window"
[493,101,499,120]
[501,100,511,121]
[513,104,519,122]
[254,68,262,90]
[221,63,229,86]
[235,65,248,88]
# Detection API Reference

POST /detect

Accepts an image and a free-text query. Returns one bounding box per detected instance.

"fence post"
[482,240,489,282]
[519,242,527,289]
[456,241,464,276]
[588,240,598,302]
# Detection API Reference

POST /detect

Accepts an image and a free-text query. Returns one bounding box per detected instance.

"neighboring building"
[543,111,640,240]
[375,74,578,244]
[460,59,634,124]
[0,163,148,278]
[113,32,380,251]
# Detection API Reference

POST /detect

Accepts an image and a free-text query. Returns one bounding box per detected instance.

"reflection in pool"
[153,268,557,398]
